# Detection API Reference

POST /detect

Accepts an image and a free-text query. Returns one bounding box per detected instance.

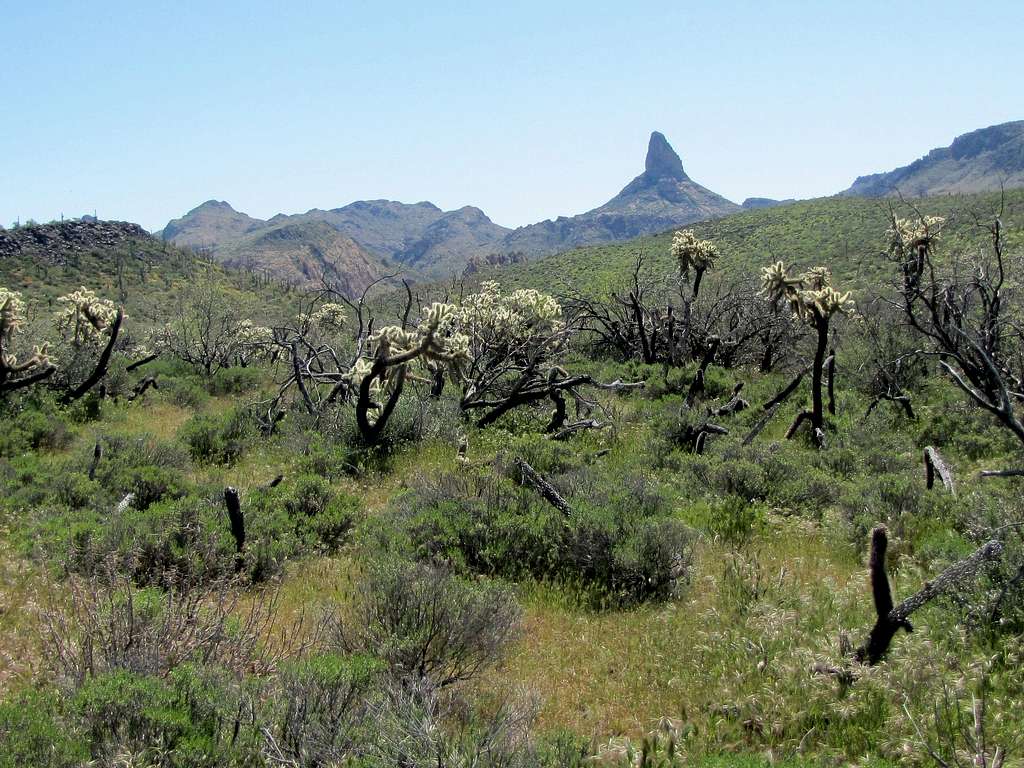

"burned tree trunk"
[923,446,955,494]
[826,348,836,416]
[88,440,102,481]
[514,458,573,518]
[224,487,246,568]
[854,526,1003,664]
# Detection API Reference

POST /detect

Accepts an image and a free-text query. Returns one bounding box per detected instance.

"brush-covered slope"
[844,121,1024,198]
[500,131,739,255]
[0,219,296,327]
[214,219,395,297]
[489,188,1024,299]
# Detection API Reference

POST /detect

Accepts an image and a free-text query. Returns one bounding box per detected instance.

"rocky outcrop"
[0,219,151,264]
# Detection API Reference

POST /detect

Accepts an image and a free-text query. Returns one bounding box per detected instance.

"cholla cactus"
[301,302,348,332]
[370,302,469,366]
[760,262,853,324]
[457,282,562,346]
[56,287,120,344]
[353,302,471,443]
[0,287,27,339]
[1,287,53,394]
[760,261,852,445]
[887,215,945,257]
[1,286,123,400]
[672,229,718,278]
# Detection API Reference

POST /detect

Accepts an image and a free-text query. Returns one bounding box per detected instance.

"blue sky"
[2,1,1021,231]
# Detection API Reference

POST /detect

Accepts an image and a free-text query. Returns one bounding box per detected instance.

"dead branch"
[513,458,573,518]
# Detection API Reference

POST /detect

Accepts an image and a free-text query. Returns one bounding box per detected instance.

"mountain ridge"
[159,131,739,287]
[843,121,1024,197]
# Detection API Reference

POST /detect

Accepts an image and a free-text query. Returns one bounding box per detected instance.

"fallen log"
[514,458,573,518]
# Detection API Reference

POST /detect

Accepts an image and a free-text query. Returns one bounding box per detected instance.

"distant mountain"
[215,220,393,298]
[160,131,739,290]
[161,199,509,290]
[741,197,795,210]
[160,200,262,248]
[843,121,1024,198]
[499,132,739,255]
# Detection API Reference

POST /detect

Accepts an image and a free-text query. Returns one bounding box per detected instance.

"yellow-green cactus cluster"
[56,287,120,343]
[1,287,50,375]
[760,261,854,323]
[887,215,945,256]
[671,229,719,277]
[0,287,27,341]
[457,281,562,345]
[302,302,348,331]
[232,319,274,348]
[374,304,465,359]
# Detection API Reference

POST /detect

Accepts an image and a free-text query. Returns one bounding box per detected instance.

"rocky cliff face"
[843,121,1024,198]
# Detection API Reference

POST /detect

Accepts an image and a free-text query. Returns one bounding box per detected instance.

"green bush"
[73,666,251,767]
[386,466,695,606]
[161,377,209,408]
[243,475,362,580]
[0,689,86,768]
[0,397,73,458]
[336,557,520,688]
[207,365,263,396]
[179,407,253,465]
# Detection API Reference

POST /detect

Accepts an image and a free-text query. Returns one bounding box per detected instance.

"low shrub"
[178,407,254,465]
[386,465,696,606]
[206,365,263,395]
[335,557,521,688]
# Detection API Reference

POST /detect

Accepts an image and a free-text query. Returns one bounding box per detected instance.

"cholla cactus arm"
[62,304,125,403]
[56,287,120,345]
[0,288,57,395]
[672,229,718,298]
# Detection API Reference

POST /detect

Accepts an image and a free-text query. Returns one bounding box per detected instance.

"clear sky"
[2,1,1021,232]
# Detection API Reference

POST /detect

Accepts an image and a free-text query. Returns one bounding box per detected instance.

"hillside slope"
[0,219,297,327]
[844,121,1024,198]
[489,189,1024,299]
[214,219,395,297]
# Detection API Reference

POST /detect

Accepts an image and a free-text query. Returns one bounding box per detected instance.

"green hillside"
[0,221,299,328]
[491,189,1024,298]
